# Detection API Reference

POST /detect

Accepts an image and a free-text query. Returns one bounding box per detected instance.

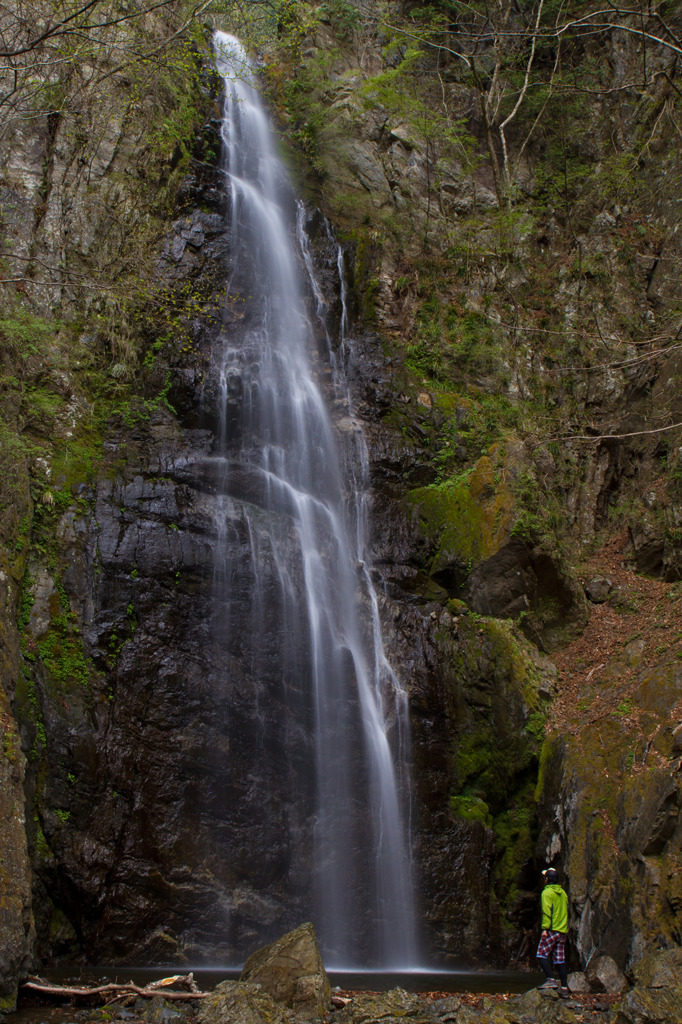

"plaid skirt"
[537,929,567,963]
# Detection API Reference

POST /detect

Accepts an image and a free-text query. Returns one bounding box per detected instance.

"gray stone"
[428,995,461,1018]
[584,575,612,603]
[343,140,390,194]
[586,955,627,994]
[240,923,330,1019]
[567,972,590,992]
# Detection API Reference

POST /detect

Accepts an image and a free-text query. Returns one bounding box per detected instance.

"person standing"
[537,867,569,997]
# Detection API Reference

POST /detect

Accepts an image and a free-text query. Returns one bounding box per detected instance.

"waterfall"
[211,31,417,968]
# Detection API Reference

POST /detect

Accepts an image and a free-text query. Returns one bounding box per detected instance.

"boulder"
[630,947,682,989]
[567,972,590,993]
[197,981,292,1024]
[586,955,627,994]
[612,986,682,1024]
[584,576,612,603]
[240,923,330,1019]
[611,949,682,1024]
[427,995,462,1019]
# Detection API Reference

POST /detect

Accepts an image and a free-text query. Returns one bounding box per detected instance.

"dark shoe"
[558,987,570,998]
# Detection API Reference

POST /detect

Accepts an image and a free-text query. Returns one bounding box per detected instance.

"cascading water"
[211,31,417,967]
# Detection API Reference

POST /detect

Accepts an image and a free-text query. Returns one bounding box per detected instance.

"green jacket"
[541,883,568,933]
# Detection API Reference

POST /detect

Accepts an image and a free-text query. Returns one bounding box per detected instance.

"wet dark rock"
[0,475,34,1011]
[23,402,323,963]
[465,542,587,651]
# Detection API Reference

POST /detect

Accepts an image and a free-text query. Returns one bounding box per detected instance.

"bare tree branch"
[21,978,209,1002]
[541,421,682,446]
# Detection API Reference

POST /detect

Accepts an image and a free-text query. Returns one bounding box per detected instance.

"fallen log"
[21,977,210,1002]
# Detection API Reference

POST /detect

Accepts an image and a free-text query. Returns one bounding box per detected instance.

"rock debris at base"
[28,982,663,1024]
[13,949,682,1024]
[11,930,682,1024]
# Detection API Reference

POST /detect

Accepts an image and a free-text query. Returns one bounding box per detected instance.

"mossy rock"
[0,988,18,1014]
[535,662,682,964]
[631,947,682,989]
[483,987,580,1022]
[197,981,292,1024]
[432,607,554,932]
[613,985,682,1024]
[408,443,517,588]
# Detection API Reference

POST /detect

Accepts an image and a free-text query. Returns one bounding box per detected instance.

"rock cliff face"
[262,0,682,967]
[0,410,34,1006]
[1,0,682,995]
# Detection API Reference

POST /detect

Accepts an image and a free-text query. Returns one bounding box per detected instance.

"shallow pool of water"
[6,966,538,1024]
[20,966,536,994]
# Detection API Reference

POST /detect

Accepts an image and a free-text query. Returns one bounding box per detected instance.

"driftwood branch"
[22,975,210,1002]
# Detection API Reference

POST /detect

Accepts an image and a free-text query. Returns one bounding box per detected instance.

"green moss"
[535,735,560,802]
[2,728,21,765]
[444,615,545,835]
[35,826,49,856]
[450,795,492,827]
[408,449,515,583]
[15,663,46,758]
[493,794,537,917]
[18,571,35,631]
[0,990,18,1014]
[525,710,546,742]
[120,371,176,427]
[280,48,343,175]
[0,311,61,358]
[452,721,538,816]
[437,609,549,920]
[36,622,91,691]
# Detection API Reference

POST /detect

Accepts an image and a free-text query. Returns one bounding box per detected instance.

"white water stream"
[212,31,417,967]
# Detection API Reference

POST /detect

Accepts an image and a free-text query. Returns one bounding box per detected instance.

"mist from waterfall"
[211,30,417,968]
